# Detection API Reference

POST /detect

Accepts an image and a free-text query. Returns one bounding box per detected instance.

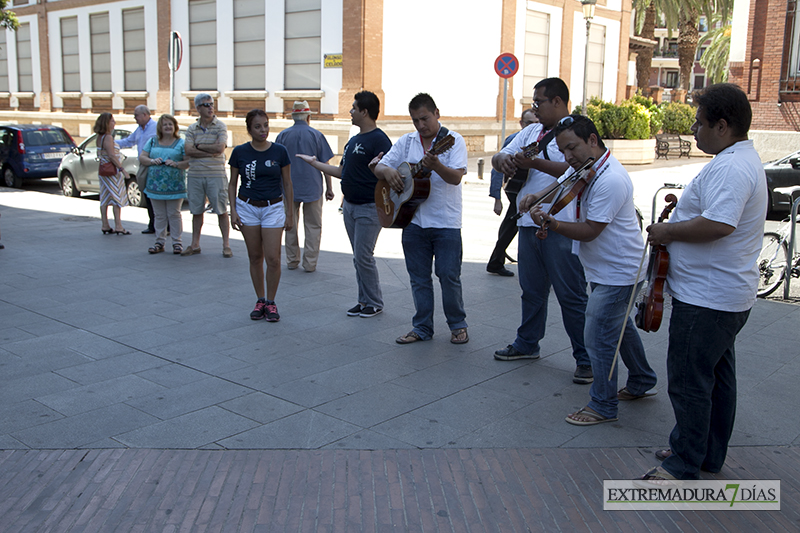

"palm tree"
[632,0,679,95]
[698,17,732,84]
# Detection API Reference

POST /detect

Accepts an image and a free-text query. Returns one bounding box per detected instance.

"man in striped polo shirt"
[182,93,232,258]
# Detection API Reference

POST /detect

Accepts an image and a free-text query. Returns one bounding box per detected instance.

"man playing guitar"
[373,93,469,345]
[490,78,592,385]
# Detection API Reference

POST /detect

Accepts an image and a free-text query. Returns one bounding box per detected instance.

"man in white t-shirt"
[525,114,657,426]
[374,93,469,345]
[491,78,591,385]
[640,84,767,482]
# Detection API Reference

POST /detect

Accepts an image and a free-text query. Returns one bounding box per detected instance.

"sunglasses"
[197,102,214,109]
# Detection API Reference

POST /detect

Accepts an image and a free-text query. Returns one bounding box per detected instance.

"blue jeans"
[585,282,656,419]
[514,227,589,366]
[401,224,467,339]
[661,299,750,480]
[342,200,383,309]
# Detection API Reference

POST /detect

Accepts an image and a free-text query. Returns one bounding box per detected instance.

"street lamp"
[581,0,597,116]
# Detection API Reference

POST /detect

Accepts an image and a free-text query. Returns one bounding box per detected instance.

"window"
[0,31,7,92]
[16,22,32,92]
[61,17,80,92]
[696,46,706,61]
[90,13,111,91]
[122,8,146,91]
[586,24,605,100]
[693,74,705,90]
[665,71,679,88]
[523,10,549,100]
[189,0,217,90]
[285,0,321,90]
[233,0,265,90]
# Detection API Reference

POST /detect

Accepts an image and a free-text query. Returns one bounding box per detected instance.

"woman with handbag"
[139,114,189,254]
[95,112,131,235]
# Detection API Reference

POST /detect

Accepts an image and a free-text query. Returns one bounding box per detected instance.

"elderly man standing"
[275,100,334,272]
[182,93,232,257]
[117,105,157,233]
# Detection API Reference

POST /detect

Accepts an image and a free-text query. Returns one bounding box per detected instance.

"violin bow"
[607,234,649,380]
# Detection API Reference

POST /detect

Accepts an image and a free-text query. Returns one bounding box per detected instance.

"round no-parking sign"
[494,53,519,78]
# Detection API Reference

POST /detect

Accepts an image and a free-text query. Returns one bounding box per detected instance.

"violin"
[536,157,595,240]
[635,194,679,332]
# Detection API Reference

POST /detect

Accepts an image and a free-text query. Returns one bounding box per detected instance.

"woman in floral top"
[139,114,189,254]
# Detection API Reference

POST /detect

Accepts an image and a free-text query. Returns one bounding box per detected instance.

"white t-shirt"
[567,151,645,285]
[500,123,574,227]
[666,140,767,312]
[379,127,468,229]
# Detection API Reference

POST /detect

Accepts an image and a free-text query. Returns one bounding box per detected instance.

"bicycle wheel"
[757,232,789,297]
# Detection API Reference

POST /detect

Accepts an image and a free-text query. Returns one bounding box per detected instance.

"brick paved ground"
[1,447,798,532]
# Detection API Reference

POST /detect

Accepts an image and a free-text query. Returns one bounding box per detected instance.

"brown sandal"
[450,328,469,344]
[148,243,165,254]
[396,331,424,344]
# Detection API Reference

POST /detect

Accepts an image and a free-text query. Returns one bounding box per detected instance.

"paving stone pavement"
[1,161,799,530]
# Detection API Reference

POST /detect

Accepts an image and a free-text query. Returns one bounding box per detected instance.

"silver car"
[57,124,145,207]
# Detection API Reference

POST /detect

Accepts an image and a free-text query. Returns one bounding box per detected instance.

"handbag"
[99,161,117,176]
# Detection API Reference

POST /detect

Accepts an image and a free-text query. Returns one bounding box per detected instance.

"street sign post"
[494,53,519,148]
[168,31,183,116]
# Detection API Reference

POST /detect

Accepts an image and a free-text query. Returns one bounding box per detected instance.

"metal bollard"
[477,158,484,180]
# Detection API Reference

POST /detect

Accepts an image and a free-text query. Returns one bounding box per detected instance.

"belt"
[238,193,283,208]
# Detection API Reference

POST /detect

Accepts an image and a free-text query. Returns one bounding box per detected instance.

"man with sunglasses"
[183,93,232,258]
[524,114,657,426]
[490,78,592,385]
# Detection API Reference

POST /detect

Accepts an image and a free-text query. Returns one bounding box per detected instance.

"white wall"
[729,0,750,63]
[570,12,620,106]
[382,0,503,117]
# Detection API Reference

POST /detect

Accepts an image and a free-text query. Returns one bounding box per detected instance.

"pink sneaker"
[264,303,280,322]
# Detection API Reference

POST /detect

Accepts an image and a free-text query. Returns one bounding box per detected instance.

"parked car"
[57,124,145,207]
[764,150,800,216]
[0,124,77,188]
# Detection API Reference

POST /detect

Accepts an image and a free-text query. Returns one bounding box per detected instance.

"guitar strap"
[537,128,556,161]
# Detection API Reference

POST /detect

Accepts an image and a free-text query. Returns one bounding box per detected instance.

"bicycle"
[757,216,800,297]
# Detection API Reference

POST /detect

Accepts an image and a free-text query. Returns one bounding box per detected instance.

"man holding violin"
[490,78,592,385]
[640,84,767,482]
[524,114,657,426]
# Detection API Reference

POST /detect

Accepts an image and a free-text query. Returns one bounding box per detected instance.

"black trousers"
[487,190,518,270]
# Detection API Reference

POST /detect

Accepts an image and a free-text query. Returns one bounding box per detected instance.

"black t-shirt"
[229,142,290,201]
[340,128,392,204]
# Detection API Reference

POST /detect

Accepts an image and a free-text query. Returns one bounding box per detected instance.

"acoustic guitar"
[503,128,556,195]
[375,134,455,228]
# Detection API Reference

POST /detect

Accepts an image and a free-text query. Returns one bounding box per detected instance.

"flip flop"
[565,407,618,426]
[396,331,425,344]
[450,328,469,344]
[617,387,658,401]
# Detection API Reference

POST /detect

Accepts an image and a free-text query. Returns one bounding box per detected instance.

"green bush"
[660,102,695,134]
[572,96,657,139]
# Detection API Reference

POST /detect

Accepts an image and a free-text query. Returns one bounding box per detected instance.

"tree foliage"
[698,16,731,84]
[0,0,19,32]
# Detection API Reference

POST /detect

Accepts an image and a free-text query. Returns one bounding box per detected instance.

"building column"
[36,3,51,112]
[338,0,385,119]
[156,0,171,113]
[496,0,517,120]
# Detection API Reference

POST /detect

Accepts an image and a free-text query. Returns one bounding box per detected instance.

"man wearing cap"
[117,105,157,233]
[182,93,232,258]
[275,100,335,272]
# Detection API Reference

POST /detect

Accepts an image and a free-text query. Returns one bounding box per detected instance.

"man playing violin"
[490,78,592,385]
[640,84,767,482]
[373,93,469,345]
[524,114,657,426]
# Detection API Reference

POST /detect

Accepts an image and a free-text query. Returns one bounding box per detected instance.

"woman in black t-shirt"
[228,109,294,322]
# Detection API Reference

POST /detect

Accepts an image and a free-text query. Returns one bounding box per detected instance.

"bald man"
[118,105,158,233]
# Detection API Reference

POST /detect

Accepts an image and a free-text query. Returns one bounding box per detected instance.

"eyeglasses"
[197,102,214,109]
[532,98,550,109]
[553,114,582,134]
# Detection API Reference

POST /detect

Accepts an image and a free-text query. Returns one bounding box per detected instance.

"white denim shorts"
[235,197,285,228]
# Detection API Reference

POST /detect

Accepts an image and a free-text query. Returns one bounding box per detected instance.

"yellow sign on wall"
[324,54,343,68]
